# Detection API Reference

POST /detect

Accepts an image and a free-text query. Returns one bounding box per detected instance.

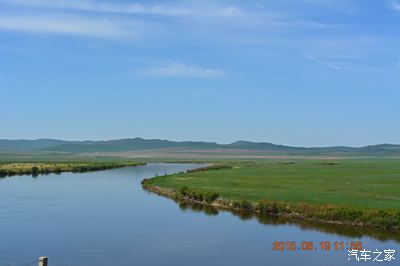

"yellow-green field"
[0,161,144,176]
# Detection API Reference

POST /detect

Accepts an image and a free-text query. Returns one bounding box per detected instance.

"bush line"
[186,164,233,173]
[0,162,145,177]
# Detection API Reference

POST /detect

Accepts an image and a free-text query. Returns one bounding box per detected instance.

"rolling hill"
[0,138,399,157]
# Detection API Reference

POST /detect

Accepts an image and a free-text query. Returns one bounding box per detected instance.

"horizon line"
[0,137,398,149]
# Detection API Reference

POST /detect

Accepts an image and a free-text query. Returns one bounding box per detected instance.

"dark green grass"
[146,160,400,211]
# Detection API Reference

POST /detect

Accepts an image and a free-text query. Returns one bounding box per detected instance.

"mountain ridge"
[0,138,399,156]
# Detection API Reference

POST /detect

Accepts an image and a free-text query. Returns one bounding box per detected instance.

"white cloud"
[390,0,400,11]
[138,63,226,78]
[0,15,135,39]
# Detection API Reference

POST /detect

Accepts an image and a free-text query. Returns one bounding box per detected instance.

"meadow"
[143,160,400,230]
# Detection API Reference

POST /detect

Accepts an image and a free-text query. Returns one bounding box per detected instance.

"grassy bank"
[142,160,400,231]
[0,161,145,177]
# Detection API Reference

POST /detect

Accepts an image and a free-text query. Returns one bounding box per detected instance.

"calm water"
[0,163,398,266]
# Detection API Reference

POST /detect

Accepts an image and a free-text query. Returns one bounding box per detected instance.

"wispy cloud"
[0,15,136,39]
[137,63,226,78]
[268,19,340,29]
[389,0,400,11]
[0,0,243,18]
[304,55,343,70]
[0,0,339,28]
[0,0,344,43]
[303,53,386,73]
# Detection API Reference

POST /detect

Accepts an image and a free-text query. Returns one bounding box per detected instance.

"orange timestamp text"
[273,240,363,252]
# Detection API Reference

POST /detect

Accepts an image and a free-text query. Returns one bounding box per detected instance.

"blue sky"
[1,0,400,146]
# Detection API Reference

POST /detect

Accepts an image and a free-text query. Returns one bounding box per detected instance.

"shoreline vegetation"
[142,162,400,232]
[0,162,145,177]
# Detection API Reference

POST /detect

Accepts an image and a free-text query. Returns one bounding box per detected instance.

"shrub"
[31,167,40,176]
[232,200,241,209]
[232,199,253,211]
[179,186,189,196]
[187,189,203,201]
[7,170,16,176]
[239,200,253,210]
[195,191,204,202]
[204,191,219,203]
[0,169,8,177]
[54,168,62,174]
[258,200,270,214]
[269,202,279,214]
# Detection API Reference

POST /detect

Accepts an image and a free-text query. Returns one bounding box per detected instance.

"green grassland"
[143,160,400,230]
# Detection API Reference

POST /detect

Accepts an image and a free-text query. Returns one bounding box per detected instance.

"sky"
[1,0,400,147]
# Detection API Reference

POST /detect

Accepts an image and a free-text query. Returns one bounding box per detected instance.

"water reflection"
[177,200,400,242]
[179,202,219,216]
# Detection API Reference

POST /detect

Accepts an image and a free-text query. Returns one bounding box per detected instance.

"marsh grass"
[0,162,145,177]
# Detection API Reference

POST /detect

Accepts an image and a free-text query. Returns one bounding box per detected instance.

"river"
[0,163,398,266]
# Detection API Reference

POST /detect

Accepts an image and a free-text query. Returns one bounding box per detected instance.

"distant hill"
[225,140,301,151]
[0,139,69,151]
[0,137,399,156]
[45,138,221,153]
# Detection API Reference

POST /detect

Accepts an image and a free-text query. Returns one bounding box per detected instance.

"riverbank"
[142,161,400,231]
[0,162,145,177]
